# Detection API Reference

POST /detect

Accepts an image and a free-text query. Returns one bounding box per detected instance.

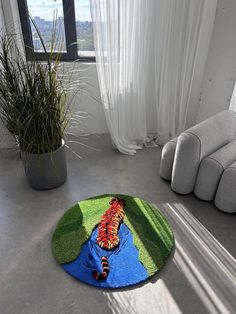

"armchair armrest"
[171,110,236,194]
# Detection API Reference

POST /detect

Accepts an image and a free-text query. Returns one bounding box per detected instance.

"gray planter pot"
[21,140,67,190]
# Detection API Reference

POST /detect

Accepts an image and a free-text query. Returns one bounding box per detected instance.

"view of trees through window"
[28,0,94,56]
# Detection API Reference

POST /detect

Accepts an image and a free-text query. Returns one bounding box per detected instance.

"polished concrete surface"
[0,135,236,314]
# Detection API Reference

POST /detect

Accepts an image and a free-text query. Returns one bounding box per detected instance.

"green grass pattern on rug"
[52,194,174,276]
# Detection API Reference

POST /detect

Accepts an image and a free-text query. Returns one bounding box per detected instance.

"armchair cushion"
[215,161,236,213]
[194,140,236,200]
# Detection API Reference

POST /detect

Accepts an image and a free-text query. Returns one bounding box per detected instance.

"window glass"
[74,0,95,57]
[27,0,66,52]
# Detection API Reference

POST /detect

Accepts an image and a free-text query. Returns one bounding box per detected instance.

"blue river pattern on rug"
[62,223,148,288]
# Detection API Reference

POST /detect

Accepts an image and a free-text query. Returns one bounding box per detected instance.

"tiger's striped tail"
[92,256,109,280]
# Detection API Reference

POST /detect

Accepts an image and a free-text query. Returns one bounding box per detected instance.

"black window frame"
[17,0,96,62]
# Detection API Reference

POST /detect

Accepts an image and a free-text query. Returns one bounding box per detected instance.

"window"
[17,0,95,62]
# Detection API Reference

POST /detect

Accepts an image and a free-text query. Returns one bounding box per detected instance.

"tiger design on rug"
[92,197,126,281]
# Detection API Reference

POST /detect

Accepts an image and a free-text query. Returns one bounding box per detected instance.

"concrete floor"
[0,135,236,314]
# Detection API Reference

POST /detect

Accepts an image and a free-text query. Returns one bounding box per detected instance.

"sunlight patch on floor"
[103,280,182,314]
[102,202,236,314]
[162,203,236,314]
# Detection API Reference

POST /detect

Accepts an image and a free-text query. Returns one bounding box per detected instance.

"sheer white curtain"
[90,0,151,154]
[90,0,217,153]
[153,0,217,143]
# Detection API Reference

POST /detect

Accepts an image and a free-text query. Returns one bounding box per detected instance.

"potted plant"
[0,25,78,190]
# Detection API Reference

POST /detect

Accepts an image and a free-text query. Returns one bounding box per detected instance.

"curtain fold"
[153,0,217,143]
[90,0,150,155]
[90,0,217,153]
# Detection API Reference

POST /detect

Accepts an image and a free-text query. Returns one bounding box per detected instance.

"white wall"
[0,0,23,148]
[197,0,236,122]
[0,1,15,148]
[70,63,108,135]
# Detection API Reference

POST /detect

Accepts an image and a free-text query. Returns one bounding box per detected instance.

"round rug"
[52,194,174,289]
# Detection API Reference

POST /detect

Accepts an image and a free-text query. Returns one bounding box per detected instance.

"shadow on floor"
[1,140,236,314]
